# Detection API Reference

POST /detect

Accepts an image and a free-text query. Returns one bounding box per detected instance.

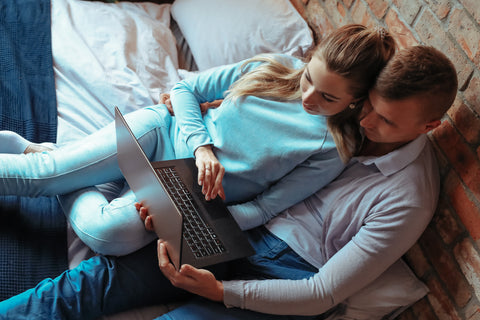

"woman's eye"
[305,73,311,83]
[322,93,334,102]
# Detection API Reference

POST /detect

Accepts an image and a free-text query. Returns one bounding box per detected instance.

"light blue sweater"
[169,54,344,230]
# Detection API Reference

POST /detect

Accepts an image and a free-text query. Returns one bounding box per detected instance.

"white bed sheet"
[52,0,180,145]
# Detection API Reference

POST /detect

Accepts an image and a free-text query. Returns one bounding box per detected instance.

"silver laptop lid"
[115,107,183,269]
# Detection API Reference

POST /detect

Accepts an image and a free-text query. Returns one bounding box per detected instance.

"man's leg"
[157,297,318,320]
[0,241,190,320]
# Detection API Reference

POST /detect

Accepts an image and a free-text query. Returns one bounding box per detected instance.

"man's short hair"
[374,46,458,121]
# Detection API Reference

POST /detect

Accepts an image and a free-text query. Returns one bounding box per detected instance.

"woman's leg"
[55,106,177,255]
[0,241,192,320]
[59,187,157,256]
[0,105,175,197]
[0,131,32,153]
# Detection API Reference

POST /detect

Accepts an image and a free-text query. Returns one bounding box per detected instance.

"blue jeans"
[0,227,318,320]
[0,105,188,256]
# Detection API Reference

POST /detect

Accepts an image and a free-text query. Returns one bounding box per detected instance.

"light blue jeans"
[0,227,319,320]
[0,105,188,255]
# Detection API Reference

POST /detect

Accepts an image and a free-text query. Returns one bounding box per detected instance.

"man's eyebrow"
[377,109,397,126]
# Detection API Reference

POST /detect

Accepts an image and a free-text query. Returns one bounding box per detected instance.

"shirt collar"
[353,134,428,176]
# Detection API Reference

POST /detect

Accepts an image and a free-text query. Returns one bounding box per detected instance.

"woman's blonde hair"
[226,24,396,162]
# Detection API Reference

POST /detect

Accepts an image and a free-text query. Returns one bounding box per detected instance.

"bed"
[3,0,430,318]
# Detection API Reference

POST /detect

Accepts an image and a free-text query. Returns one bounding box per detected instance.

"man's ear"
[422,119,442,133]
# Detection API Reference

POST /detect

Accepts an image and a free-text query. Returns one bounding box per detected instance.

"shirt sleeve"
[170,59,262,154]
[222,205,432,315]
[227,148,344,231]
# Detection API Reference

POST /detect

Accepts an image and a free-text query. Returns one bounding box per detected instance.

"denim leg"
[231,226,318,280]
[157,297,318,320]
[158,227,319,320]
[0,241,191,320]
[0,105,175,197]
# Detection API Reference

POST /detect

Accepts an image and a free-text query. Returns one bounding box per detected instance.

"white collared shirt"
[224,134,440,315]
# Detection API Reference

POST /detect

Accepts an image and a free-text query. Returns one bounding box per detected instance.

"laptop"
[114,107,254,270]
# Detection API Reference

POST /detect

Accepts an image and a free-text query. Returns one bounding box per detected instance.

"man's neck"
[359,139,410,157]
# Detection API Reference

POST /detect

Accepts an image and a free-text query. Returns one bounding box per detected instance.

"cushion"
[325,259,429,320]
[171,0,314,71]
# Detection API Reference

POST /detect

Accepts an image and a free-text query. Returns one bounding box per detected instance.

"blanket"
[0,0,67,301]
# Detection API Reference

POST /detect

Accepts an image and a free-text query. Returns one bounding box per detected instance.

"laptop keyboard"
[156,167,226,258]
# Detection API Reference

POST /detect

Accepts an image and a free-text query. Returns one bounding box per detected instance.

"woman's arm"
[169,59,260,155]
[228,148,345,230]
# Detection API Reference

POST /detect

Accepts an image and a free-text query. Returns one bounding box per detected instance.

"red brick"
[433,198,463,245]
[449,8,480,65]
[337,2,346,18]
[444,170,480,240]
[466,305,480,320]
[342,0,354,9]
[411,298,439,320]
[305,1,335,41]
[433,121,480,206]
[393,0,422,25]
[321,1,349,27]
[447,98,480,145]
[464,72,480,115]
[351,0,376,27]
[365,0,388,19]
[424,0,453,19]
[459,0,480,25]
[454,239,480,303]
[426,277,462,320]
[385,9,418,49]
[415,9,473,89]
[404,242,431,277]
[420,227,472,306]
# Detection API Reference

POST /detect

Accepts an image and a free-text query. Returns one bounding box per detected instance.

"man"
[0,46,457,320]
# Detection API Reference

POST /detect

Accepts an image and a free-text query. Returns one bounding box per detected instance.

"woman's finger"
[203,163,213,199]
[210,166,225,199]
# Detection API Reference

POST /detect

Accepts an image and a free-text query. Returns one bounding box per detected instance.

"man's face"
[359,90,434,145]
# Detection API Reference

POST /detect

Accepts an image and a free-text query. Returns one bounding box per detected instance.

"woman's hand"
[194,145,226,201]
[157,240,224,302]
[159,93,222,116]
[135,202,155,231]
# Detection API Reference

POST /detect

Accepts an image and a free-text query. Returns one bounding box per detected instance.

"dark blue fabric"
[0,0,57,142]
[0,0,67,302]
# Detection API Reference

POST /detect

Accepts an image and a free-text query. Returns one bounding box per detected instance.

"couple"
[0,25,457,319]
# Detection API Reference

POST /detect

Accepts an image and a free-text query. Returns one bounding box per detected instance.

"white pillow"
[325,259,429,320]
[171,0,314,71]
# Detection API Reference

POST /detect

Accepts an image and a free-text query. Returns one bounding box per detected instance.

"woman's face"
[300,56,356,116]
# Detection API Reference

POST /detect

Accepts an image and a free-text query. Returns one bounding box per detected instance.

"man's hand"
[135,202,154,231]
[157,240,224,302]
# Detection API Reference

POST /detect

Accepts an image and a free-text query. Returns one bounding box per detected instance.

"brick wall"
[291,0,480,319]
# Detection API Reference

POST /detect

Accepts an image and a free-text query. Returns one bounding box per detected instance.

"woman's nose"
[303,87,316,103]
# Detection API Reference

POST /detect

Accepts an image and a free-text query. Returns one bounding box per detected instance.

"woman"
[0,24,395,256]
